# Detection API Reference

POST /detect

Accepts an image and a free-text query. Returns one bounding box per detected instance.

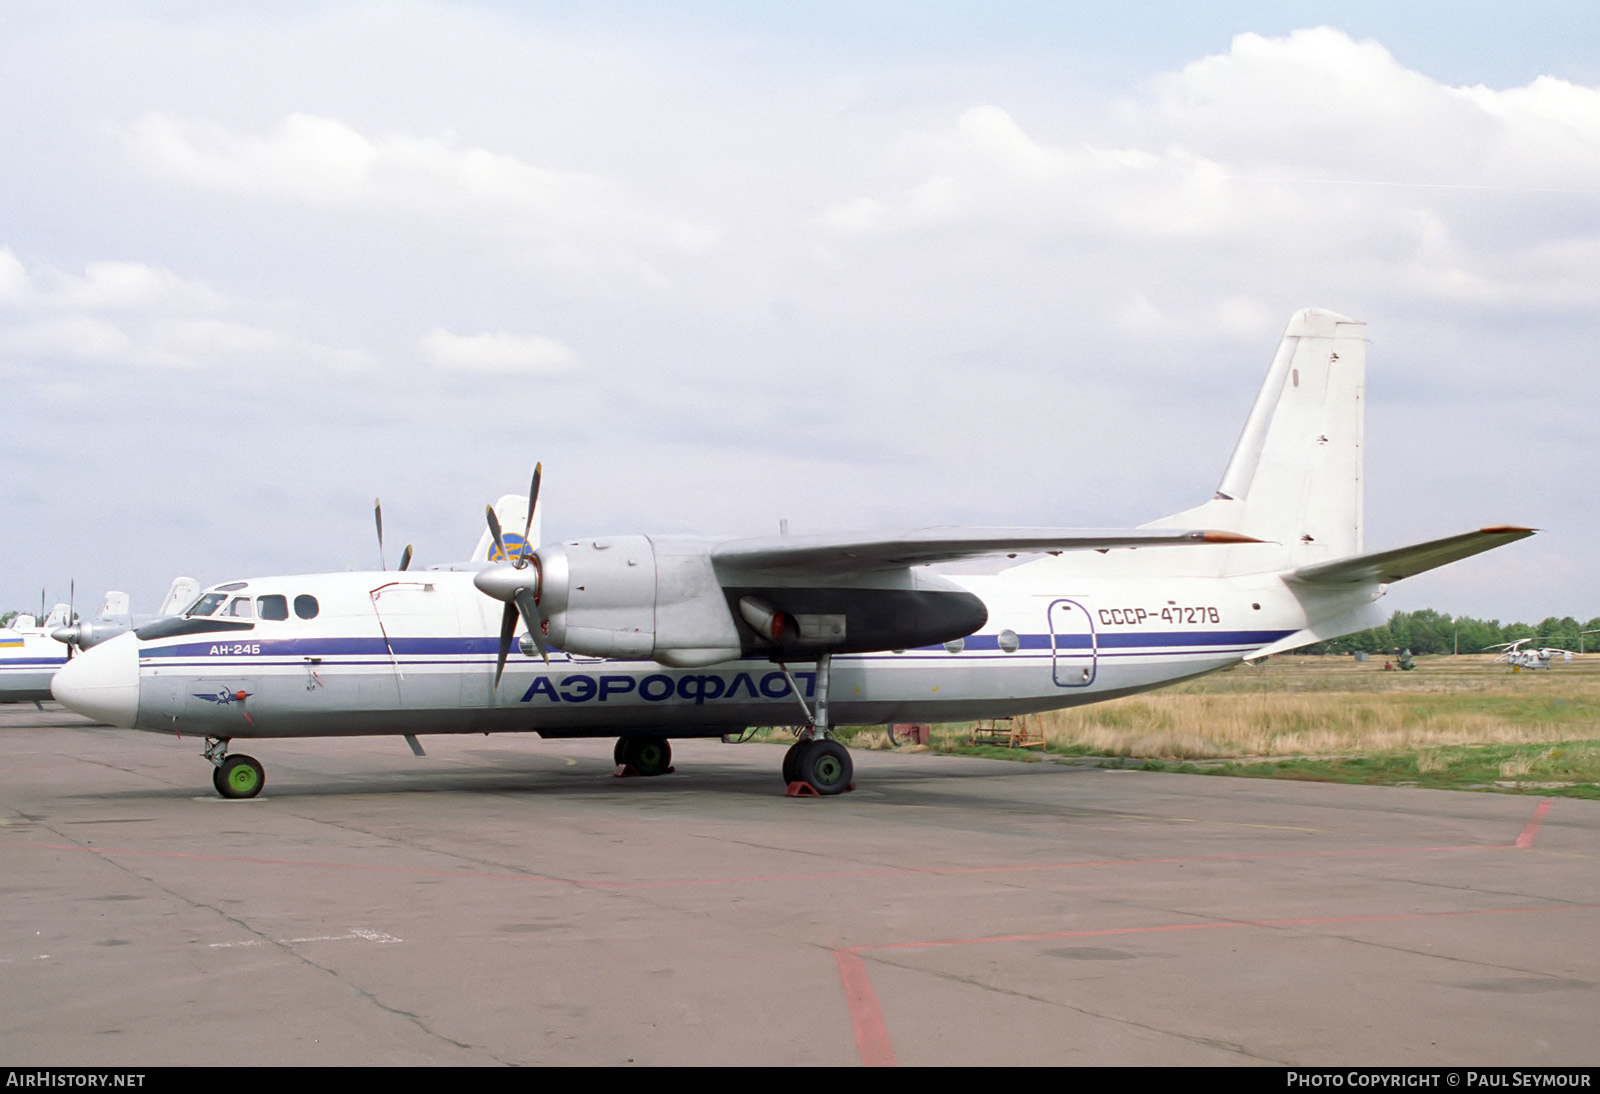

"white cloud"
[816,27,1600,340]
[153,319,373,371]
[47,261,227,314]
[420,328,578,375]
[123,112,717,262]
[0,250,368,373]
[0,249,29,302]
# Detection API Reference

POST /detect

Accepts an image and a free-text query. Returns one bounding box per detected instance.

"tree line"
[1301,609,1600,656]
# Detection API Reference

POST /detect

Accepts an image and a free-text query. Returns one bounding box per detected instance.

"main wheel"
[622,736,672,777]
[794,739,852,796]
[613,737,628,766]
[215,755,265,799]
[782,739,813,786]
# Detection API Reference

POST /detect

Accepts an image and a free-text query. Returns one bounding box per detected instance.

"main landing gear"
[204,738,265,799]
[614,735,674,777]
[777,654,854,797]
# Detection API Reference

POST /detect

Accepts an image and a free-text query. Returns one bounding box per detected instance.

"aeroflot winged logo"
[488,533,530,562]
[194,688,251,705]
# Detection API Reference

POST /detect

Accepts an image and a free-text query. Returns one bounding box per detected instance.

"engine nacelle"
[510,536,988,666]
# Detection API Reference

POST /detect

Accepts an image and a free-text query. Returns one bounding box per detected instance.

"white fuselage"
[0,624,68,703]
[54,558,1338,740]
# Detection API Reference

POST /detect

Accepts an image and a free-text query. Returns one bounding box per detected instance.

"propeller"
[374,498,415,571]
[50,579,79,658]
[476,464,549,686]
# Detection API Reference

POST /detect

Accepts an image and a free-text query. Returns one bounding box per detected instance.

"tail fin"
[157,577,200,617]
[1144,308,1367,574]
[96,591,131,621]
[470,493,540,564]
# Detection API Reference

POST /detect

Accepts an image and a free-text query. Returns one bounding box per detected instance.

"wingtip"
[1478,525,1538,536]
[1200,530,1265,544]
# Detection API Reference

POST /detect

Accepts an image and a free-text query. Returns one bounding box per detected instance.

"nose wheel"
[204,738,265,799]
[614,735,673,777]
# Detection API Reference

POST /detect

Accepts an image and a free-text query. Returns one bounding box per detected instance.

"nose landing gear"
[204,738,265,799]
[613,735,674,777]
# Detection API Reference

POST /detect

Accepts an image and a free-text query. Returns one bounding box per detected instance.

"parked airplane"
[1488,638,1575,671]
[1,602,74,704]
[3,581,200,703]
[50,581,200,655]
[6,493,527,706]
[52,309,1534,799]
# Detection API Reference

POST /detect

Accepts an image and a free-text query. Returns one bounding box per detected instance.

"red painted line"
[845,902,1600,953]
[1516,798,1553,848]
[834,949,897,1067]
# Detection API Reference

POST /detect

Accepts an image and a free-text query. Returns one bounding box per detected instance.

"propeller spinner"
[475,464,549,685]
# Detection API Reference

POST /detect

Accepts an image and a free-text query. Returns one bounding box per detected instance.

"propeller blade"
[520,463,542,565]
[494,602,518,688]
[374,498,387,570]
[399,545,413,572]
[513,588,550,663]
[486,504,509,562]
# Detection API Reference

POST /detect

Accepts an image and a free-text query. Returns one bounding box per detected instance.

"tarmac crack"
[857,949,1289,1064]
[31,821,509,1065]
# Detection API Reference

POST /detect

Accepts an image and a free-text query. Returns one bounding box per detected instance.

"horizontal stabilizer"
[713,527,1258,576]
[1287,527,1535,587]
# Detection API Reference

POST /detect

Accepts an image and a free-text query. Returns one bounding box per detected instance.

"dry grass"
[1021,654,1600,760]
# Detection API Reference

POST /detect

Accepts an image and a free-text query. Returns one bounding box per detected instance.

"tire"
[216,755,265,799]
[795,739,852,796]
[622,736,672,777]
[613,737,628,766]
[782,740,812,786]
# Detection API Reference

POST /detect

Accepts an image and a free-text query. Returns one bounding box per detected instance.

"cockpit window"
[186,593,227,617]
[257,595,289,621]
[294,595,320,620]
[221,597,254,619]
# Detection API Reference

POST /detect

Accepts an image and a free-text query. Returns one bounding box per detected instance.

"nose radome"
[52,632,140,727]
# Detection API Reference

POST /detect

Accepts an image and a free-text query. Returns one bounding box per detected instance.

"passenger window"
[294,595,320,620]
[222,597,254,618]
[257,595,289,621]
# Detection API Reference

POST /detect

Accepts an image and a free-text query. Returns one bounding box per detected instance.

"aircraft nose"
[51,632,140,727]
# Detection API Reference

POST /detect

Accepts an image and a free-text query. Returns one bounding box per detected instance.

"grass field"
[818,654,1600,798]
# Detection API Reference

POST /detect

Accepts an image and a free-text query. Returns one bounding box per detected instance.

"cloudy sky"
[2,1,1596,626]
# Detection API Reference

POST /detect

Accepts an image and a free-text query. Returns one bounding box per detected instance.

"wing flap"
[712,527,1258,576]
[1287,526,1535,587]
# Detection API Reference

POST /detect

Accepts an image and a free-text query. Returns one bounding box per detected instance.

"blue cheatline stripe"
[144,643,1272,674]
[927,629,1294,652]
[138,629,1295,663]
[0,657,68,666]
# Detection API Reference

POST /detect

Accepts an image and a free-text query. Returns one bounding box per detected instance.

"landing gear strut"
[778,654,854,796]
[614,735,673,777]
[204,738,265,799]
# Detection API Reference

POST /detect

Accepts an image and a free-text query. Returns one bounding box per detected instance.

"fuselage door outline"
[1048,598,1096,688]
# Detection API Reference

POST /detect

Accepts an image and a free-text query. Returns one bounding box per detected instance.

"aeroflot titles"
[520,671,817,705]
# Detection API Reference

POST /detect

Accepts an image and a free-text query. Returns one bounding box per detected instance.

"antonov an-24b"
[52,310,1533,798]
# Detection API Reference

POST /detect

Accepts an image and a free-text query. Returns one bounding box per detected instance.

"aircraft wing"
[711,527,1258,576]
[1287,526,1535,587]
